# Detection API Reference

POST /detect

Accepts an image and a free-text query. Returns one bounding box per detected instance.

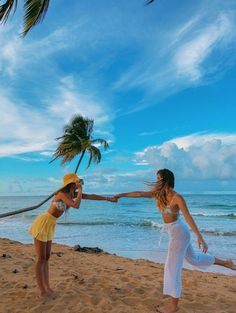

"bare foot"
[40,291,51,298]
[224,259,236,270]
[46,287,55,294]
[157,303,179,313]
[40,291,57,301]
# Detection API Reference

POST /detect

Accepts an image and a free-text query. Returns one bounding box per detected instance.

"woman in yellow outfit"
[29,173,116,298]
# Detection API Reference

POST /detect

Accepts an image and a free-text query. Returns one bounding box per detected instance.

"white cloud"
[0,93,57,156]
[80,167,153,194]
[167,132,236,149]
[10,156,45,162]
[0,24,115,158]
[114,11,236,112]
[1,176,63,195]
[0,25,75,77]
[171,14,202,45]
[0,36,23,76]
[0,76,114,157]
[47,76,113,127]
[174,14,233,81]
[48,177,61,184]
[40,151,53,156]
[139,130,163,136]
[134,133,236,180]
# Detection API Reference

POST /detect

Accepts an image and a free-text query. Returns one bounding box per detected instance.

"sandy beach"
[0,238,235,313]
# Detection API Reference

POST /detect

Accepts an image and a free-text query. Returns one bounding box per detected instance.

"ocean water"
[0,195,235,274]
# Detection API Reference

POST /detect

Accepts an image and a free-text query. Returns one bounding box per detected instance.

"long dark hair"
[56,182,76,196]
[150,168,175,210]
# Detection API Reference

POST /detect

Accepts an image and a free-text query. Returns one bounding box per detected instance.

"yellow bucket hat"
[55,173,83,194]
[63,173,80,186]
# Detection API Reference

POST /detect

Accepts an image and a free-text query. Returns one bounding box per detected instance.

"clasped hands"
[106,194,121,203]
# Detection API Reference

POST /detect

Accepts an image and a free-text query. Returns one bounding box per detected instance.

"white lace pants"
[163,219,215,298]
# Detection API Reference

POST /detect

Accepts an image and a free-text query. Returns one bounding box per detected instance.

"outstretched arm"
[82,193,117,202]
[115,191,154,198]
[177,195,208,253]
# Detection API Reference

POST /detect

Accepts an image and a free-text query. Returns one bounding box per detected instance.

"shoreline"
[2,235,236,276]
[1,237,236,313]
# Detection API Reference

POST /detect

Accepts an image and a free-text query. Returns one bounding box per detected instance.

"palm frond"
[86,146,101,168]
[51,148,77,165]
[145,0,155,5]
[49,154,60,163]
[86,119,94,137]
[22,0,50,36]
[0,0,17,23]
[91,138,109,150]
[60,151,77,165]
[50,137,84,164]
[69,114,94,139]
[87,151,93,170]
[50,142,73,163]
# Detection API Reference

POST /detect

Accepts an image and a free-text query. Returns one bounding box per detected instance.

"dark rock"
[51,251,64,257]
[115,267,125,271]
[23,284,28,289]
[2,254,11,258]
[73,244,104,254]
[114,287,124,292]
[12,269,18,273]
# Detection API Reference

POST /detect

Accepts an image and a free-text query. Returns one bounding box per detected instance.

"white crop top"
[161,193,179,215]
[53,200,67,212]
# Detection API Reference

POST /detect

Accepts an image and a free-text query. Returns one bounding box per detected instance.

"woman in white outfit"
[114,168,236,313]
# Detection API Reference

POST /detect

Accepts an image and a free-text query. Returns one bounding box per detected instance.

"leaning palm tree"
[0,114,108,219]
[0,0,155,37]
[50,114,109,174]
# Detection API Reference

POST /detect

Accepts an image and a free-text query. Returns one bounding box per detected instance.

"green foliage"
[50,114,109,173]
[0,0,50,36]
[0,0,155,36]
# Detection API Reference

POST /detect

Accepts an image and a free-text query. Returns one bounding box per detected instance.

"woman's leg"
[184,243,215,269]
[158,223,190,313]
[44,240,54,293]
[184,236,235,271]
[214,258,236,270]
[34,238,49,297]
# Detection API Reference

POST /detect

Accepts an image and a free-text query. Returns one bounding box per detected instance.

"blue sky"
[0,0,236,195]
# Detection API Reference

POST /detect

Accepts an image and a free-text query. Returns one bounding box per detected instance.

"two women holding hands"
[29,169,235,312]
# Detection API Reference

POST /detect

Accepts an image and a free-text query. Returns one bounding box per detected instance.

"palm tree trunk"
[74,150,85,174]
[0,191,56,219]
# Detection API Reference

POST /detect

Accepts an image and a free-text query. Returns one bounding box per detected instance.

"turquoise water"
[0,195,235,274]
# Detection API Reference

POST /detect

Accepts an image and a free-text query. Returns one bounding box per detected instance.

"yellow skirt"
[29,212,57,242]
